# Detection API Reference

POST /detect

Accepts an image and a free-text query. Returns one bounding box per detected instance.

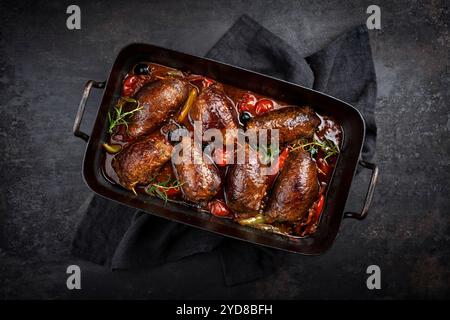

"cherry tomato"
[255,99,274,115]
[238,93,257,113]
[157,186,181,197]
[242,93,257,104]
[208,200,232,217]
[122,75,150,97]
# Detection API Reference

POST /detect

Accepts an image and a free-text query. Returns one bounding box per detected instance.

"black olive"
[133,63,150,75]
[240,111,252,124]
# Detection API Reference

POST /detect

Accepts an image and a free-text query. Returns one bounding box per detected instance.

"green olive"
[102,143,122,154]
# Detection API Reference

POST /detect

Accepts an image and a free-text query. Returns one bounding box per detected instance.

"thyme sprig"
[258,144,280,164]
[107,97,143,134]
[290,137,339,161]
[145,178,185,203]
[248,142,280,165]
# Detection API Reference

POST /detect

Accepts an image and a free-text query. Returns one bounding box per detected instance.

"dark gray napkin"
[306,26,377,159]
[207,15,377,160]
[72,15,377,287]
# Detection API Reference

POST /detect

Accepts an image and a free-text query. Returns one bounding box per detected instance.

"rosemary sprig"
[107,97,143,134]
[290,137,339,161]
[145,178,184,203]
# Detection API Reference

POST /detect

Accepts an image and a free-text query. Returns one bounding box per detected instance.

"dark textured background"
[0,0,449,299]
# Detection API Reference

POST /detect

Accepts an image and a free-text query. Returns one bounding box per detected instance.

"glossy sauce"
[102,62,342,237]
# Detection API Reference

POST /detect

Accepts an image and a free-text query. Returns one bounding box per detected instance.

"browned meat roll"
[225,144,269,217]
[189,83,238,143]
[246,106,320,144]
[112,135,173,190]
[152,161,176,184]
[127,78,189,139]
[264,148,319,222]
[172,140,222,203]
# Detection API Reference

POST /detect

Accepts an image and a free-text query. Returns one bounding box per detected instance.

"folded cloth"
[72,14,377,287]
[306,26,377,160]
[207,15,377,160]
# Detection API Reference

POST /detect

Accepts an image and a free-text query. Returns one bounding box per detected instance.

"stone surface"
[0,0,449,299]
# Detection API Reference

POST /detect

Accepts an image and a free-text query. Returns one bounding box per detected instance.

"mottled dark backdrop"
[0,0,448,299]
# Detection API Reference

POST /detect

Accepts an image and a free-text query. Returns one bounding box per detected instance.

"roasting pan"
[73,43,378,255]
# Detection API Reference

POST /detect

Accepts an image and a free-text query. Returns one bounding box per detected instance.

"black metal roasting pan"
[73,43,378,255]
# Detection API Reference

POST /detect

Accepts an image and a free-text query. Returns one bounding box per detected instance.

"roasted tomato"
[238,93,257,113]
[159,186,181,197]
[239,95,274,116]
[255,98,274,115]
[122,75,151,97]
[208,199,232,217]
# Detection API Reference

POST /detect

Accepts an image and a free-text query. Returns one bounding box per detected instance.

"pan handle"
[344,160,379,220]
[73,80,106,142]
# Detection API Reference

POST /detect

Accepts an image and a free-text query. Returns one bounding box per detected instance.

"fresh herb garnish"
[145,178,184,203]
[258,144,280,164]
[107,97,143,134]
[247,142,280,165]
[290,138,339,161]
